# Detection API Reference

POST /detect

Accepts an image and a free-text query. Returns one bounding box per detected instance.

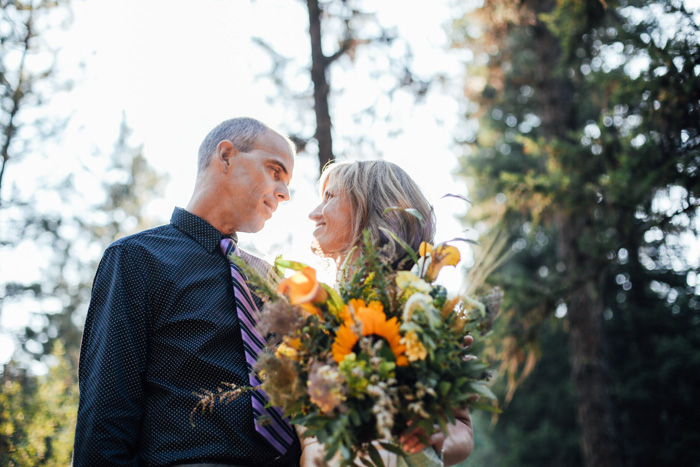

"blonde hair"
[318,160,435,266]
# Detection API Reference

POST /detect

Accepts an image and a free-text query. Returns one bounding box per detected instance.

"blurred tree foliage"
[0,114,163,461]
[0,2,164,462]
[466,320,582,467]
[453,0,699,465]
[0,342,77,466]
[0,0,70,198]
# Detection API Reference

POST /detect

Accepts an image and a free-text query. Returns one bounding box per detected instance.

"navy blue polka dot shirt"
[73,207,301,466]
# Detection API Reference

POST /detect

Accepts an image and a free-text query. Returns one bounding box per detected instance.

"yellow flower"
[419,242,461,281]
[277,267,328,317]
[331,299,408,366]
[275,337,301,361]
[396,271,431,297]
[401,331,427,362]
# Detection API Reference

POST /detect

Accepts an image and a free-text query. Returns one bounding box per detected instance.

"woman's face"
[308,176,354,259]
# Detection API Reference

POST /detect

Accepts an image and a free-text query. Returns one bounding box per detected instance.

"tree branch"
[325,37,355,66]
[0,6,33,204]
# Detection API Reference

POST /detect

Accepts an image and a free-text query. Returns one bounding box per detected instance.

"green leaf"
[438,381,452,396]
[443,236,479,246]
[321,283,345,313]
[470,399,502,414]
[324,441,341,462]
[274,258,309,271]
[470,382,497,400]
[465,362,489,373]
[440,193,472,204]
[383,206,426,226]
[378,442,405,456]
[350,410,361,427]
[368,443,386,467]
[454,377,470,388]
[378,227,419,264]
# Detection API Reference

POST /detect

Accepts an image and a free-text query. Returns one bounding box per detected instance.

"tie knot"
[220,237,239,258]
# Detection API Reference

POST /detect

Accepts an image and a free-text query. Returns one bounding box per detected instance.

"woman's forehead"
[324,172,342,191]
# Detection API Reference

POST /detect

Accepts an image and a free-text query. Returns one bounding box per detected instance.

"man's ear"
[216,140,236,174]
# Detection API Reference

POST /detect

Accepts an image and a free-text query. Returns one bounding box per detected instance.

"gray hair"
[197,117,294,173]
[318,160,435,266]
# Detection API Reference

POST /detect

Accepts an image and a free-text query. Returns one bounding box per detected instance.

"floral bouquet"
[195,232,502,466]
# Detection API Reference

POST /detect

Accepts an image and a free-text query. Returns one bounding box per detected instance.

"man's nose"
[276,183,290,202]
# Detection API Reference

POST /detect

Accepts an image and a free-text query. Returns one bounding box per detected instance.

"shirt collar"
[170,207,238,254]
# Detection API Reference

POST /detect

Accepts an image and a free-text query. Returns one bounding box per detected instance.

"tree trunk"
[533,9,623,464]
[306,0,334,174]
[556,212,623,467]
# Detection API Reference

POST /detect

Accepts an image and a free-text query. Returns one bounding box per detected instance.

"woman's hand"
[399,335,478,465]
[398,407,474,466]
[399,422,442,455]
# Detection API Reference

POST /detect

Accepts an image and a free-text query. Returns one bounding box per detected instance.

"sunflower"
[332,299,408,366]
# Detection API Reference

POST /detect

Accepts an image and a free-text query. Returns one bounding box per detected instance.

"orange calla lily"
[425,243,461,281]
[277,266,328,306]
[434,244,460,265]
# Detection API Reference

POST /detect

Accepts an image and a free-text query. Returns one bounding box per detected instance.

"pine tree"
[453,0,699,465]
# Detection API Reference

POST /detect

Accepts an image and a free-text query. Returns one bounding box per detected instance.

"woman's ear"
[216,140,236,173]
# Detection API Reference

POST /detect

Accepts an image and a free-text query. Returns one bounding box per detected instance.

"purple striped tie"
[220,238,295,455]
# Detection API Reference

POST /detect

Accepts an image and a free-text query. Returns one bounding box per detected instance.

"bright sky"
[0,0,478,368]
[57,0,472,256]
[3,0,699,372]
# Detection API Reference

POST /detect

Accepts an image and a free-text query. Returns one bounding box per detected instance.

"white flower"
[402,292,433,322]
[410,256,431,278]
[396,271,432,298]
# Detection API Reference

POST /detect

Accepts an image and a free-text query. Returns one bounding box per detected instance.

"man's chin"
[239,225,264,234]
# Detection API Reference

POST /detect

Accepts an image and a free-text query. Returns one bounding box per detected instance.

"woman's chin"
[310,238,326,258]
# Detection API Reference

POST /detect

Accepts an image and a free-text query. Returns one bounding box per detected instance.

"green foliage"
[1,2,165,463]
[604,248,700,465]
[466,319,582,467]
[0,114,164,463]
[0,342,78,466]
[454,0,699,464]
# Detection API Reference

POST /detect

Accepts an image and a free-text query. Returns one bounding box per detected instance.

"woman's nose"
[309,203,323,220]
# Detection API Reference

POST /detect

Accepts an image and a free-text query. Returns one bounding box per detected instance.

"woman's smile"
[308,176,353,258]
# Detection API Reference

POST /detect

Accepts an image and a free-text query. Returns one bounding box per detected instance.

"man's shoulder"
[103,224,191,260]
[109,224,177,248]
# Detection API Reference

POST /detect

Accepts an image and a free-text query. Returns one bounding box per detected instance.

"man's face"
[225,131,295,233]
